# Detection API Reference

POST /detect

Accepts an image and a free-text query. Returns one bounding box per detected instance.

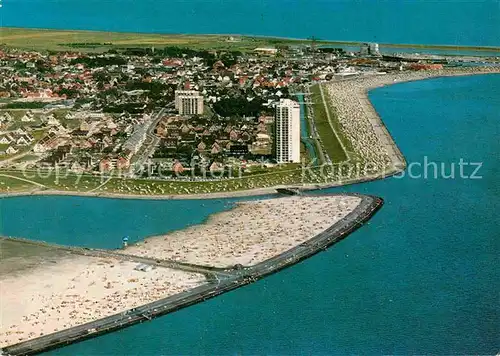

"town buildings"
[275,99,300,163]
[0,41,447,174]
[174,90,204,115]
[360,42,380,56]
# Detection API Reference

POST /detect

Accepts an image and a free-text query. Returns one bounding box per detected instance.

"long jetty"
[1,193,383,356]
[0,237,232,279]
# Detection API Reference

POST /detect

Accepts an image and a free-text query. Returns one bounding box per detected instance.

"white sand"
[322,68,500,181]
[125,195,362,267]
[0,255,205,347]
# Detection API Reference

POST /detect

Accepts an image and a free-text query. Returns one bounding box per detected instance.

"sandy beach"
[324,67,500,176]
[125,195,362,267]
[0,255,205,347]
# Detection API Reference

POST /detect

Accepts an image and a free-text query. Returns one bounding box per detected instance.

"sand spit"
[125,195,362,267]
[0,255,205,347]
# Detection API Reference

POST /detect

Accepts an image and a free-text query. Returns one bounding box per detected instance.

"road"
[130,105,170,176]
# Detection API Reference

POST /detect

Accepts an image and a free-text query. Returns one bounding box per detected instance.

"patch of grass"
[0,176,38,192]
[0,239,72,276]
[0,159,368,196]
[0,28,270,52]
[2,165,310,195]
[31,129,46,140]
[310,84,348,163]
[301,106,324,164]
[12,154,40,163]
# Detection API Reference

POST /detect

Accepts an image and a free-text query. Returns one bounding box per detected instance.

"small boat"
[276,187,301,196]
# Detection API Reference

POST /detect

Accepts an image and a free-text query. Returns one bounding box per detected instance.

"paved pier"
[1,193,383,356]
[0,237,232,279]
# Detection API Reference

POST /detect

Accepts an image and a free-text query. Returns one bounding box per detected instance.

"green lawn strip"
[0,160,363,195]
[0,176,38,192]
[310,84,348,163]
[302,104,324,164]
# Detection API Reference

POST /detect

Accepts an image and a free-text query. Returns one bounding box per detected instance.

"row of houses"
[0,131,35,146]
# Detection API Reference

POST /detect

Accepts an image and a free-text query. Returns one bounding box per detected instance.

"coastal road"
[83,249,236,279]
[130,106,169,175]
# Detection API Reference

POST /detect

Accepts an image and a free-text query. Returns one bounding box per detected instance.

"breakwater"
[1,193,382,356]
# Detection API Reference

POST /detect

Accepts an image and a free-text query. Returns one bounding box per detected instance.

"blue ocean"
[1,0,500,47]
[1,74,498,354]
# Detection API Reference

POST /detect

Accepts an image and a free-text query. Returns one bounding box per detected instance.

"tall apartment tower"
[175,90,204,115]
[275,98,301,163]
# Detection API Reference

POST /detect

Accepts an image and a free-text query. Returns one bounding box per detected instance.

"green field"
[302,100,325,164]
[0,167,306,195]
[0,175,38,192]
[3,27,498,53]
[0,27,320,52]
[310,84,350,163]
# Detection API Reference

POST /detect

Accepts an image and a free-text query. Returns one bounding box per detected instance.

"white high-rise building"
[175,90,204,115]
[275,98,301,163]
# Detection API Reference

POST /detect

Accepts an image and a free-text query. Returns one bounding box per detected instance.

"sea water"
[0,196,238,248]
[2,0,499,47]
[1,74,497,354]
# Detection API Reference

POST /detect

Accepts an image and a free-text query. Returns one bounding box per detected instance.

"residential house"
[180,123,191,135]
[197,141,207,152]
[15,128,28,136]
[163,138,178,148]
[229,129,239,141]
[209,161,224,171]
[33,132,57,153]
[0,135,13,144]
[241,132,251,142]
[0,112,13,122]
[211,142,221,154]
[116,156,130,170]
[16,135,33,146]
[21,111,35,122]
[5,146,18,155]
[99,158,113,172]
[47,115,61,126]
[172,160,184,174]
